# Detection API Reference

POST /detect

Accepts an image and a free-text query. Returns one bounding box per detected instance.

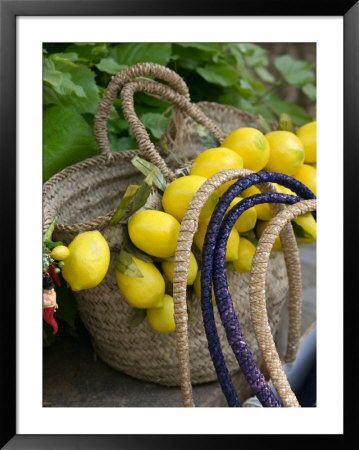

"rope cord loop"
[119,80,225,182]
[94,62,190,156]
[248,199,317,406]
[173,168,254,407]
[202,171,316,407]
[94,62,225,183]
[213,193,300,407]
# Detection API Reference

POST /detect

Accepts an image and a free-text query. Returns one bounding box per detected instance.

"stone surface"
[43,244,316,408]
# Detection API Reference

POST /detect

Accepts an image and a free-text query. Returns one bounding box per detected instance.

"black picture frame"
[1,1,356,448]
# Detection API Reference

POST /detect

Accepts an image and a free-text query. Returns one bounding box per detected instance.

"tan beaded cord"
[249,199,317,407]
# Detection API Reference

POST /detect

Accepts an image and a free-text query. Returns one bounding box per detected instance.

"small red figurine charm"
[43,274,59,335]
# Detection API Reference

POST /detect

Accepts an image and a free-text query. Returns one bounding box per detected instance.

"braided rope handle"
[94,62,190,154]
[172,169,309,407]
[249,199,317,406]
[119,80,225,181]
[94,62,224,181]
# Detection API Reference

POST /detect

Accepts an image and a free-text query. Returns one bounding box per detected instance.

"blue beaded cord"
[200,171,316,407]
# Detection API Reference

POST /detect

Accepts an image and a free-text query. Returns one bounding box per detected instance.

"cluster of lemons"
[56,121,317,335]
[116,121,317,333]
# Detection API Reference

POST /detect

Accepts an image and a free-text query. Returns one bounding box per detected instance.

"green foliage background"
[43,42,316,345]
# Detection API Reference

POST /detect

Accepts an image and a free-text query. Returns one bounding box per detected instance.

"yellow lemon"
[190,147,243,196]
[222,127,270,171]
[226,197,257,233]
[62,231,110,291]
[241,185,273,221]
[190,147,243,198]
[194,269,216,306]
[128,210,180,258]
[292,164,317,196]
[115,255,165,309]
[296,121,316,163]
[273,183,297,196]
[265,130,305,175]
[162,175,219,223]
[194,220,240,261]
[50,245,70,261]
[292,213,316,244]
[147,294,176,334]
[255,220,282,251]
[161,251,198,285]
[232,237,256,273]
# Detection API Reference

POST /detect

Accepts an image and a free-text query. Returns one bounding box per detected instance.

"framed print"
[1,0,356,448]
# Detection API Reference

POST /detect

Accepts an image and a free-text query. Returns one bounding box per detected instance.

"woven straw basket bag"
[43,63,300,396]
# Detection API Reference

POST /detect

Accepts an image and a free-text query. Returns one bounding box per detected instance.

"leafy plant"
[43,42,316,182]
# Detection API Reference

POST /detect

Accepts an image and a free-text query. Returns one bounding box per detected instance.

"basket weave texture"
[43,67,290,387]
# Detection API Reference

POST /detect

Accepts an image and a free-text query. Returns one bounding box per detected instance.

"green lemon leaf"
[109,135,138,151]
[226,45,246,70]
[240,43,269,67]
[235,79,254,99]
[255,66,275,83]
[107,106,129,134]
[194,124,220,148]
[127,172,154,216]
[265,93,312,126]
[176,43,222,53]
[43,54,99,114]
[116,249,144,277]
[43,58,86,100]
[229,97,277,123]
[110,43,172,66]
[43,216,59,242]
[274,54,315,87]
[55,63,99,114]
[171,46,213,69]
[196,63,238,87]
[44,239,63,249]
[109,185,140,226]
[258,114,273,134]
[131,156,167,192]
[65,43,111,64]
[140,112,170,140]
[129,308,147,328]
[43,106,98,181]
[50,52,79,66]
[302,83,317,101]
[96,58,127,74]
[278,113,296,133]
[159,136,184,166]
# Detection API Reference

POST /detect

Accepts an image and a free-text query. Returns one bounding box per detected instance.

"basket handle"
[94,63,225,182]
[172,169,313,407]
[249,199,317,406]
[119,79,225,181]
[94,62,191,155]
